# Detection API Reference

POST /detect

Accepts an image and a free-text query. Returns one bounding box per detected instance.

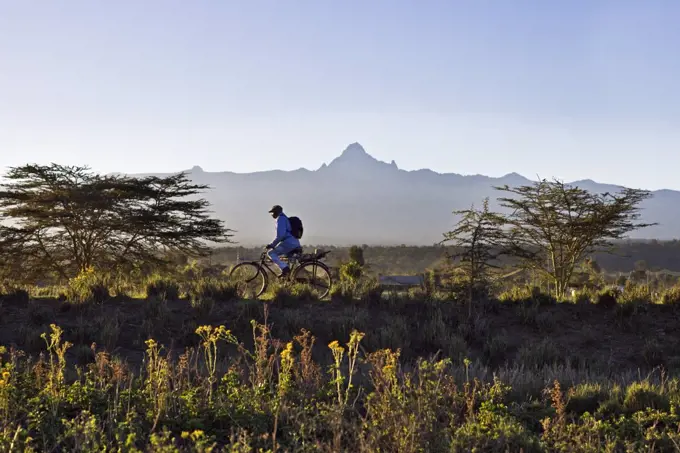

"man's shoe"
[279,267,291,279]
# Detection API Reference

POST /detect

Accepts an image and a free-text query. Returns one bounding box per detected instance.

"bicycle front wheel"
[292,261,332,299]
[229,262,268,299]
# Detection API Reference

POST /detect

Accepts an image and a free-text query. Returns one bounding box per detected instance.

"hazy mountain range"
[126,143,680,246]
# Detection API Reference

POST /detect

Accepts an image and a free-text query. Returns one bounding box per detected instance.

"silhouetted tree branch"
[493,178,655,298]
[0,163,233,283]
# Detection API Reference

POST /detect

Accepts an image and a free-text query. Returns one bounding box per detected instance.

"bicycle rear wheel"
[292,261,332,299]
[229,262,268,299]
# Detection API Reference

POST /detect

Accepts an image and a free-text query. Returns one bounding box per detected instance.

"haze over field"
[123,142,680,246]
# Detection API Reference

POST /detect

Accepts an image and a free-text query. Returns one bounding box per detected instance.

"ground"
[2,293,677,391]
[3,289,680,450]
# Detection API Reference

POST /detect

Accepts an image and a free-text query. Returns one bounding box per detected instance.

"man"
[266,205,300,278]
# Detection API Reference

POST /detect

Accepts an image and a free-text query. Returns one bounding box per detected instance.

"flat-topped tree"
[0,163,232,282]
[493,178,654,298]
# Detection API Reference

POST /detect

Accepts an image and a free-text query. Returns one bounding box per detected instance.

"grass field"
[2,273,680,451]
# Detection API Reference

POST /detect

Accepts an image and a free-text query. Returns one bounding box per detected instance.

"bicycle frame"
[256,248,330,277]
[230,247,333,299]
[256,250,300,277]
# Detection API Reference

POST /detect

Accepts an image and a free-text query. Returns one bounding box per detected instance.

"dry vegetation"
[2,267,680,451]
[2,164,680,451]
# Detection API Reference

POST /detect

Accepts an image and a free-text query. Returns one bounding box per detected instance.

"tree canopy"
[442,178,655,298]
[493,178,654,297]
[0,163,232,282]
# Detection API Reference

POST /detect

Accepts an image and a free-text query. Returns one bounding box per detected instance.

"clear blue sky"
[1,0,679,189]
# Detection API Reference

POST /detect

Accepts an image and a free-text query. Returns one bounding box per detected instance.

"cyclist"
[265,205,300,278]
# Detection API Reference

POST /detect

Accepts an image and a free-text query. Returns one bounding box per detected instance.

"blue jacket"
[269,213,300,249]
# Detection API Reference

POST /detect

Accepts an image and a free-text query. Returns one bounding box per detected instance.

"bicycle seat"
[290,247,303,255]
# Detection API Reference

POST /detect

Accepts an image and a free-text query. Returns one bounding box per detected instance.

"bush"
[619,282,652,304]
[623,381,670,413]
[357,279,383,304]
[66,267,110,304]
[595,287,618,308]
[340,260,363,284]
[289,283,318,302]
[499,286,556,305]
[451,408,543,452]
[659,286,680,305]
[498,286,533,303]
[330,282,354,303]
[571,289,592,304]
[146,276,181,301]
[189,278,237,302]
[566,383,610,415]
[0,285,30,304]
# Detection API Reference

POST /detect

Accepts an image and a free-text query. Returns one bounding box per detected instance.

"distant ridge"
[120,142,680,245]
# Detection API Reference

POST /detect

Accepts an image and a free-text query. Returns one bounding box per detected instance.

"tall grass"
[1,321,680,451]
[4,270,680,450]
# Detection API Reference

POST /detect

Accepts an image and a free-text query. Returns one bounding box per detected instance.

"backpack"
[288,216,303,239]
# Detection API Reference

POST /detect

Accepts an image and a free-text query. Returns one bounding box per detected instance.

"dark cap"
[268,205,282,213]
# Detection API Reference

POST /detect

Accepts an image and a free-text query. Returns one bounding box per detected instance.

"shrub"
[566,383,610,415]
[623,381,670,413]
[0,286,30,304]
[619,282,652,304]
[146,276,181,301]
[498,286,533,303]
[330,281,355,303]
[451,406,542,452]
[498,285,555,305]
[272,284,295,306]
[66,267,110,304]
[659,286,680,305]
[189,278,237,302]
[595,397,624,419]
[595,287,618,308]
[408,286,428,300]
[571,289,592,304]
[289,283,318,302]
[339,260,363,284]
[357,279,383,304]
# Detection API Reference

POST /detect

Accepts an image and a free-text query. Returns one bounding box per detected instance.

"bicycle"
[228,246,333,299]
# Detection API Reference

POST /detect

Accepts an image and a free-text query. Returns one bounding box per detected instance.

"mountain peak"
[319,142,403,176]
[341,142,369,158]
[325,142,385,169]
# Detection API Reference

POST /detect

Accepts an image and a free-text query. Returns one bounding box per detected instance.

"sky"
[1,0,679,189]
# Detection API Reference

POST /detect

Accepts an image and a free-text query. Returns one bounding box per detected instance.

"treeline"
[1,162,677,288]
[209,239,680,275]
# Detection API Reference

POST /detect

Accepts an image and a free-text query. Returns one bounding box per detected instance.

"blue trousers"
[267,238,300,271]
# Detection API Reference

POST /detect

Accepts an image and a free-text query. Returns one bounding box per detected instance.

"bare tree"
[442,197,508,314]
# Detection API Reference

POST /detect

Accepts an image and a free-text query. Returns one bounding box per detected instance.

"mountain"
[127,143,680,245]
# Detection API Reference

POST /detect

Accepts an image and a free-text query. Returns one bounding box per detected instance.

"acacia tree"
[0,163,233,282]
[494,178,654,298]
[442,197,508,313]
